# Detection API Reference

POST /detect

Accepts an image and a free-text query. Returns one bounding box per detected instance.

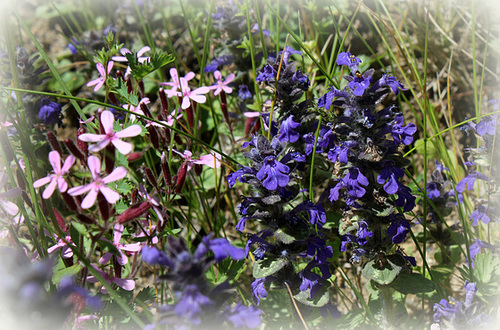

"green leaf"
[135,287,156,303]
[111,78,139,106]
[53,263,82,284]
[253,257,289,278]
[391,273,436,294]
[362,254,405,285]
[114,179,133,195]
[293,286,330,307]
[128,51,175,81]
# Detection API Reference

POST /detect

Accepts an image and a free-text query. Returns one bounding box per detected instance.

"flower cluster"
[228,47,339,314]
[317,52,416,268]
[431,281,492,329]
[425,161,461,223]
[141,235,261,328]
[457,100,499,226]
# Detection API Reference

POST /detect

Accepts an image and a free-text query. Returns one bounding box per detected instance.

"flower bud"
[159,88,169,117]
[62,192,78,211]
[116,201,152,224]
[76,213,96,224]
[174,162,188,193]
[127,151,143,162]
[46,131,63,155]
[64,139,85,161]
[53,208,68,232]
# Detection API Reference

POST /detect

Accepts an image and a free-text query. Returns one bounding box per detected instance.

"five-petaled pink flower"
[98,224,141,266]
[211,70,235,95]
[111,46,151,78]
[67,155,127,209]
[33,151,75,199]
[159,68,195,98]
[178,77,210,109]
[87,61,114,92]
[78,110,142,155]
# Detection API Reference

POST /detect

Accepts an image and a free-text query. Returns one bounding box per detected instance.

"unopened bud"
[97,192,110,221]
[174,162,188,193]
[116,201,152,224]
[62,192,78,211]
[53,208,68,232]
[64,139,85,161]
[148,126,159,149]
[77,128,88,157]
[127,151,143,162]
[159,88,168,117]
[76,213,96,224]
[46,131,63,155]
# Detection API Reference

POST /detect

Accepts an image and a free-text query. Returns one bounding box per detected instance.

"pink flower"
[47,234,73,259]
[86,264,135,294]
[87,61,114,92]
[211,70,235,95]
[111,46,151,78]
[159,68,195,98]
[67,156,127,209]
[179,77,210,109]
[98,224,141,265]
[0,172,22,216]
[122,97,150,121]
[33,151,75,199]
[174,149,222,172]
[78,110,142,155]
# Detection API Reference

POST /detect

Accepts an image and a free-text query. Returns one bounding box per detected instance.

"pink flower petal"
[67,183,93,196]
[57,176,68,193]
[106,61,114,74]
[88,138,111,153]
[87,156,102,180]
[181,96,191,109]
[80,188,99,209]
[48,151,61,173]
[0,200,19,216]
[184,71,195,81]
[33,176,51,188]
[113,278,135,291]
[117,251,128,265]
[100,110,115,135]
[137,46,151,57]
[42,179,58,199]
[96,63,106,77]
[193,153,221,168]
[61,155,76,173]
[121,243,141,252]
[214,70,222,80]
[189,93,207,104]
[115,124,142,138]
[98,252,113,265]
[102,166,127,184]
[111,139,133,155]
[99,186,121,204]
[78,133,107,143]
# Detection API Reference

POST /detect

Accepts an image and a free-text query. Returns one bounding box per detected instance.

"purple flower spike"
[256,156,290,190]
